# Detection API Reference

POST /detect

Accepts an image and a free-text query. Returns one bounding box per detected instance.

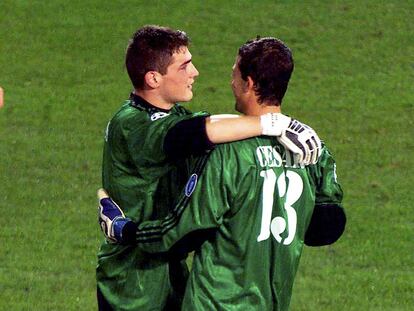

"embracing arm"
[196,113,293,143]
[98,186,221,253]
[98,153,228,253]
[165,113,321,165]
[164,114,285,157]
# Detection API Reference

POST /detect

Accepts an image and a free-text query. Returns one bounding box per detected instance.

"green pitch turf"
[0,1,412,310]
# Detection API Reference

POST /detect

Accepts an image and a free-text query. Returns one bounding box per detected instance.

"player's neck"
[134,89,175,110]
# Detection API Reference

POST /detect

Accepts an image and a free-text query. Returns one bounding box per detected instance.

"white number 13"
[257,169,303,245]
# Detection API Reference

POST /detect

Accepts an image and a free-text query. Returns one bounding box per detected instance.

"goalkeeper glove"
[98,188,131,243]
[277,119,322,165]
[261,113,322,165]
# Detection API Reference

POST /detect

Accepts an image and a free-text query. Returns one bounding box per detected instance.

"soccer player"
[100,37,346,310]
[97,25,322,311]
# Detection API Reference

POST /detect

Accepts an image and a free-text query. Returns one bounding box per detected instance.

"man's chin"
[235,102,242,113]
[181,91,194,102]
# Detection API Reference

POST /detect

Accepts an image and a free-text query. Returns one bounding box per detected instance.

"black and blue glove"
[98,188,131,243]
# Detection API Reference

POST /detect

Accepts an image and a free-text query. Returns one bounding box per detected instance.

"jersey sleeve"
[125,111,210,168]
[305,146,346,246]
[164,116,215,159]
[133,148,232,254]
[311,146,343,205]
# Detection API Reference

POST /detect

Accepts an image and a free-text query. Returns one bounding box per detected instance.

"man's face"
[231,56,249,114]
[158,46,199,104]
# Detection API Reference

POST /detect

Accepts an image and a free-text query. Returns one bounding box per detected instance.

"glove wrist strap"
[112,217,132,243]
[260,113,290,136]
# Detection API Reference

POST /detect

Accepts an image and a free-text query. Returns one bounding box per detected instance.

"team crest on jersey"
[150,112,170,121]
[185,174,198,197]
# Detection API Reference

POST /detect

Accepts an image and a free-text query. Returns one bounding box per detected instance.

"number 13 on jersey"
[257,169,303,245]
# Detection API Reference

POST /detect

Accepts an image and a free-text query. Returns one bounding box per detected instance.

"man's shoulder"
[172,103,192,115]
[110,101,168,130]
[110,101,143,123]
[208,137,266,164]
[215,136,271,152]
[210,136,294,169]
[111,100,204,122]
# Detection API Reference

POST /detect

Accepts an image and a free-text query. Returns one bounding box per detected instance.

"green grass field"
[0,1,413,310]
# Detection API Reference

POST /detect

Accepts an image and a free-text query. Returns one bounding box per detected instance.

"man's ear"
[144,71,162,89]
[246,76,255,92]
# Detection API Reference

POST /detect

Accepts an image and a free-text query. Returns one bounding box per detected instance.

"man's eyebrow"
[180,59,192,67]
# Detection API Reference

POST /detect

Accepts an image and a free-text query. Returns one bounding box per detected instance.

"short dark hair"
[125,25,190,89]
[238,37,294,106]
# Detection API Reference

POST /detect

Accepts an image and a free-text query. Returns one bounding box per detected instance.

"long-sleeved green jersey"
[135,137,344,311]
[97,97,208,310]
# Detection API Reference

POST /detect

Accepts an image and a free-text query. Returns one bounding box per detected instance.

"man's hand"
[98,188,130,243]
[261,113,322,165]
[277,119,322,165]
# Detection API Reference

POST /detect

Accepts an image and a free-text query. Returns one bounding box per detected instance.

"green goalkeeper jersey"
[97,97,208,310]
[135,137,343,311]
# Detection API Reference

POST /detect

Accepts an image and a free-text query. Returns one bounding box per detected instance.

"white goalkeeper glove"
[98,188,131,243]
[277,119,322,165]
[260,113,322,165]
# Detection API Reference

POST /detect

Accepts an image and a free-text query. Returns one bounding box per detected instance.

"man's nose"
[191,64,199,77]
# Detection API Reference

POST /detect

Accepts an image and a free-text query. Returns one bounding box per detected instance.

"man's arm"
[98,191,220,253]
[164,113,321,165]
[304,146,346,246]
[98,153,228,251]
[205,114,284,143]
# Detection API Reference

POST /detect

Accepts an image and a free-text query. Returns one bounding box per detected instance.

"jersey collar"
[129,93,171,113]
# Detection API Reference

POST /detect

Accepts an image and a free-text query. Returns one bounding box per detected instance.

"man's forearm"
[205,115,262,143]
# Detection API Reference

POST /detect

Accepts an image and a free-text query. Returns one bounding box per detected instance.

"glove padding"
[277,119,322,165]
[98,188,130,243]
